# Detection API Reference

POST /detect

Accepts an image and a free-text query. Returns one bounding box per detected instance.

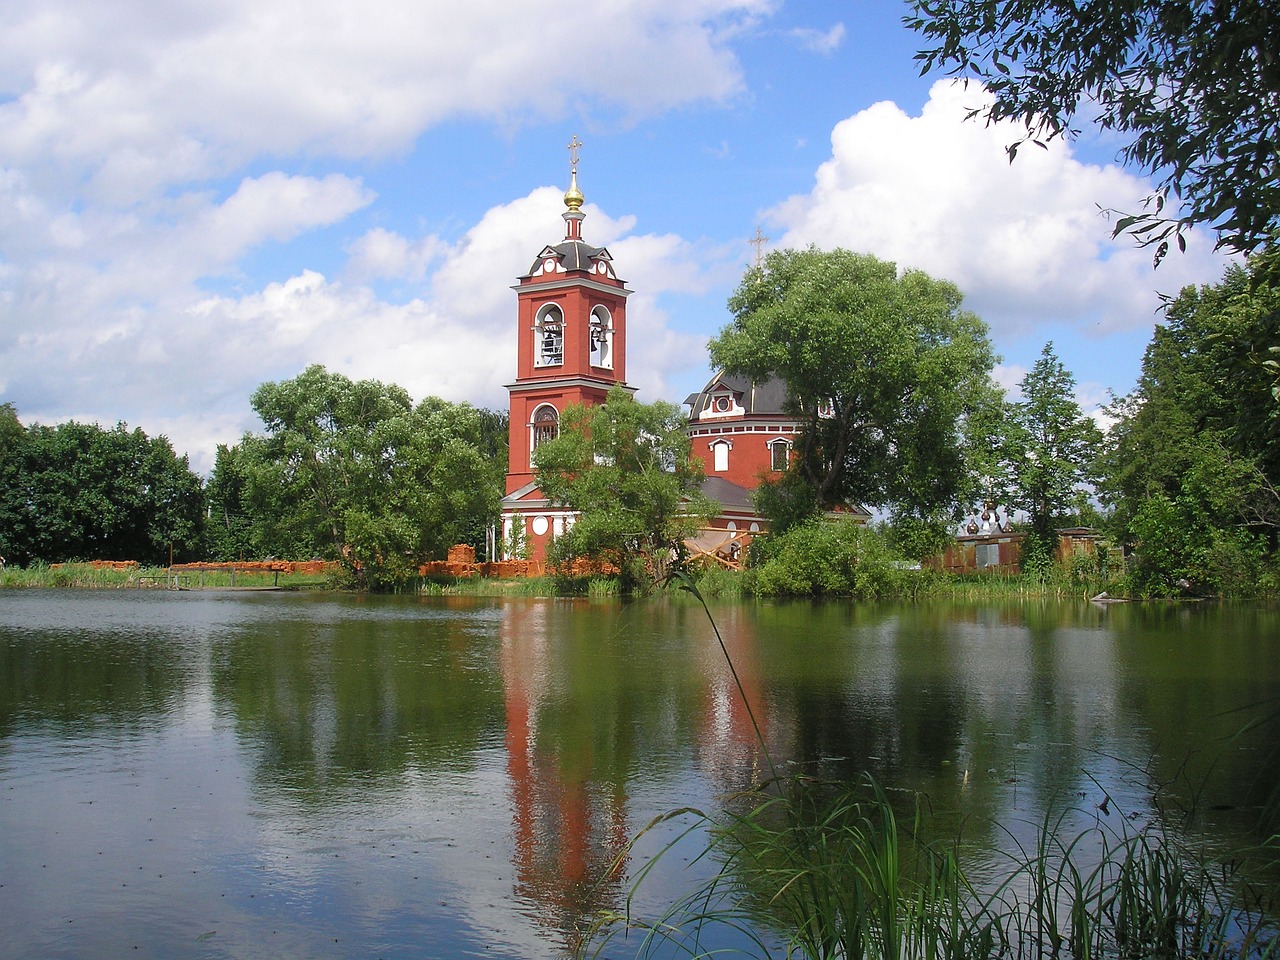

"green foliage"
[711,248,998,525]
[883,512,955,562]
[204,443,256,561]
[752,470,821,535]
[231,365,502,588]
[747,519,916,598]
[534,385,714,592]
[906,0,1280,258]
[1101,249,1280,595]
[1008,343,1104,539]
[691,563,746,600]
[1129,491,1273,598]
[0,411,205,566]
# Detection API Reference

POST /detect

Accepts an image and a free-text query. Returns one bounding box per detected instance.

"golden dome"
[564,167,584,211]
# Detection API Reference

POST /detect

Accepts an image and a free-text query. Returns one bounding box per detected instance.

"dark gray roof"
[524,240,611,277]
[686,370,792,420]
[699,476,755,512]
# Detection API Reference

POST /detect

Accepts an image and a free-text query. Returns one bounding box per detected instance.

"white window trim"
[534,304,565,368]
[589,305,613,370]
[709,438,732,472]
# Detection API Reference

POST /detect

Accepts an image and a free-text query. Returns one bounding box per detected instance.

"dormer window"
[535,304,564,367]
[714,396,731,413]
[589,306,613,369]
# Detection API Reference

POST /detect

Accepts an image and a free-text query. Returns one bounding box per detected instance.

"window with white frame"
[769,438,791,472]
[534,304,564,367]
[710,439,730,472]
[532,405,559,450]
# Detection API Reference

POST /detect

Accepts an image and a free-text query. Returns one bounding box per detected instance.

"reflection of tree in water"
[0,627,185,737]
[211,603,503,799]
[1109,603,1280,845]
[758,604,970,786]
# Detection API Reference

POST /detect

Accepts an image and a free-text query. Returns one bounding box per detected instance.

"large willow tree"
[709,247,999,528]
[221,365,501,586]
[906,0,1280,259]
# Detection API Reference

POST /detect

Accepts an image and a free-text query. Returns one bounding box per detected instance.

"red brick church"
[499,143,814,563]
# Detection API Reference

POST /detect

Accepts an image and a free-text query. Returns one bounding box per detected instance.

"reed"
[1,562,149,588]
[582,777,1279,960]
[577,578,1280,960]
[430,575,559,597]
[692,564,745,599]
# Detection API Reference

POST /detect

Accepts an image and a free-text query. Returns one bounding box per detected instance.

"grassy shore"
[1,562,334,591]
[0,563,1129,599]
[0,560,1193,601]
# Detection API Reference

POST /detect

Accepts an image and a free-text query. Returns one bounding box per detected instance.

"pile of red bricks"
[48,560,141,571]
[168,560,339,576]
[418,544,480,578]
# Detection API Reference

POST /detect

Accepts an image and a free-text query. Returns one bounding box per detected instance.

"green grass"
[417,575,560,597]
[0,562,333,590]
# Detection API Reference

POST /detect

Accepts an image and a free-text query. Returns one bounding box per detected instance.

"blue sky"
[1,0,1238,473]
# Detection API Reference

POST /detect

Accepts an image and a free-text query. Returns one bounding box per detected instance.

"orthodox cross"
[567,134,583,173]
[750,226,769,269]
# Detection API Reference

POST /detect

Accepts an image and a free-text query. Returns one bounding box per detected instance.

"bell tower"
[500,138,633,563]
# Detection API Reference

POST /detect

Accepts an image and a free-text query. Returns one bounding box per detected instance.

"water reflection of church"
[497,599,771,948]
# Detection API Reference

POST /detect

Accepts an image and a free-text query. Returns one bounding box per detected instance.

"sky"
[1,0,1239,475]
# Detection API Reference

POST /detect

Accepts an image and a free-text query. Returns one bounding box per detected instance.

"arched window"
[535,304,564,367]
[532,405,559,450]
[589,305,613,369]
[768,438,791,472]
[710,439,731,473]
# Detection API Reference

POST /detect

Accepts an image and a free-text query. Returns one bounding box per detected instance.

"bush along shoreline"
[5,521,1275,600]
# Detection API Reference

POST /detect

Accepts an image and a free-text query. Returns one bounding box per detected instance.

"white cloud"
[0,0,778,473]
[200,174,374,263]
[790,23,846,54]
[4,187,722,474]
[992,363,1028,396]
[345,229,446,283]
[765,80,1235,340]
[1,0,770,203]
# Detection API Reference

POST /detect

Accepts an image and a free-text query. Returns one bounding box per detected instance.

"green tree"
[1101,248,1280,593]
[905,0,1280,258]
[0,404,31,564]
[234,365,501,587]
[533,386,714,591]
[204,443,257,561]
[0,417,204,566]
[1009,343,1104,543]
[710,247,998,527]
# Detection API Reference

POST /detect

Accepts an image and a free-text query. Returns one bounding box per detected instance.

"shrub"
[746,520,911,599]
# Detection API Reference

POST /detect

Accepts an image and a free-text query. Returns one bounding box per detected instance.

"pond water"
[1,590,1277,959]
